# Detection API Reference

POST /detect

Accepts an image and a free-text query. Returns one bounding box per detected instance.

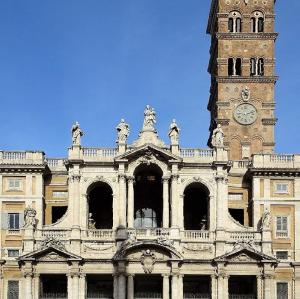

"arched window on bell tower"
[250,57,264,76]
[228,11,242,33]
[251,11,264,33]
[228,57,242,76]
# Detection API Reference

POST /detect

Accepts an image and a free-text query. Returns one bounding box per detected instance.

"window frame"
[275,216,289,238]
[8,213,20,230]
[6,178,23,192]
[7,280,19,299]
[275,250,289,261]
[276,281,289,299]
[274,182,289,195]
[7,249,20,258]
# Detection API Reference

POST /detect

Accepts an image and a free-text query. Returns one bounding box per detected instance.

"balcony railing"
[184,294,210,299]
[252,154,300,169]
[0,151,44,165]
[37,229,71,239]
[180,148,214,159]
[276,231,289,238]
[229,295,256,299]
[83,229,115,239]
[82,148,118,158]
[182,230,211,241]
[229,231,261,242]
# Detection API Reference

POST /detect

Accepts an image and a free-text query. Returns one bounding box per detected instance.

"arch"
[228,11,242,33]
[133,164,163,228]
[87,181,113,229]
[183,182,210,230]
[251,136,264,155]
[251,11,264,33]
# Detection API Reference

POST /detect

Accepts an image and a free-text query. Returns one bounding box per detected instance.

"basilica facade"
[0,0,299,299]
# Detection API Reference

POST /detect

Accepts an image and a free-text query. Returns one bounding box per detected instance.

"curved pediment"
[113,240,183,261]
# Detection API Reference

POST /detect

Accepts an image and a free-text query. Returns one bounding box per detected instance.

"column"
[127,275,134,299]
[72,274,79,299]
[118,274,126,299]
[162,177,170,228]
[211,275,217,299]
[162,275,170,299]
[257,275,263,299]
[171,275,179,299]
[171,175,179,227]
[113,275,118,299]
[118,174,127,227]
[79,274,86,299]
[33,274,40,299]
[25,273,33,299]
[263,274,272,299]
[67,274,73,299]
[223,275,229,299]
[178,275,183,299]
[127,177,134,228]
[71,174,81,228]
[217,275,223,299]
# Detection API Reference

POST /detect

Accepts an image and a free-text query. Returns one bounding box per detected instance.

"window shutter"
[1,213,8,229]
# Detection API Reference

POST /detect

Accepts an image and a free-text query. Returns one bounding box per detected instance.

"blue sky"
[0,0,299,157]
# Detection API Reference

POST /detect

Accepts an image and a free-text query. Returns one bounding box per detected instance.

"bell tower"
[206,0,277,160]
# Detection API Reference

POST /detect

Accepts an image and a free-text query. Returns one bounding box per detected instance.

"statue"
[88,213,96,229]
[168,119,180,144]
[260,208,271,230]
[143,105,156,130]
[116,119,130,144]
[23,207,37,228]
[211,124,224,147]
[242,86,251,101]
[71,121,83,146]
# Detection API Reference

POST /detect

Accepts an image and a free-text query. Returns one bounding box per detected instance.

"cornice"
[262,118,278,126]
[216,76,278,83]
[216,32,278,40]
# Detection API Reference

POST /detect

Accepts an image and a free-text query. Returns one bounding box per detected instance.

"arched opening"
[88,182,113,229]
[251,11,264,33]
[134,164,163,228]
[228,11,242,33]
[184,183,209,230]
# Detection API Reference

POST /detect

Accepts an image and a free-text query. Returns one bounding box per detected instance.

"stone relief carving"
[168,119,180,144]
[116,119,130,144]
[83,243,115,252]
[141,249,156,274]
[182,243,213,253]
[23,206,37,229]
[260,207,271,230]
[211,124,224,147]
[88,213,96,229]
[242,86,251,101]
[138,150,158,166]
[40,236,65,251]
[71,121,83,146]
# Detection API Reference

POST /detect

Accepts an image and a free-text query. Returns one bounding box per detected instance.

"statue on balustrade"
[71,121,83,146]
[143,105,156,131]
[168,119,180,144]
[116,119,130,144]
[23,206,37,229]
[211,124,224,147]
[260,208,271,230]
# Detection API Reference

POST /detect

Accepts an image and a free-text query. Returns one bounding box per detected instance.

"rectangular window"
[276,251,288,260]
[8,249,19,257]
[277,282,288,299]
[275,183,289,194]
[7,178,22,191]
[7,281,19,299]
[8,213,20,230]
[276,216,288,238]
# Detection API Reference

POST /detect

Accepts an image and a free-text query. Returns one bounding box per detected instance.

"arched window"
[228,58,242,76]
[183,183,210,230]
[250,57,264,76]
[228,11,242,33]
[88,182,113,229]
[251,11,264,33]
[134,164,163,229]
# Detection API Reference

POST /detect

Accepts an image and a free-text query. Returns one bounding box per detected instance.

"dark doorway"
[86,275,113,299]
[134,275,163,299]
[40,275,67,299]
[229,276,257,299]
[134,165,163,228]
[88,182,113,229]
[183,276,211,299]
[184,183,209,230]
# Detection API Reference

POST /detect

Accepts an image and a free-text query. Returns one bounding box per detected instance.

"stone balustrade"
[252,153,300,169]
[36,229,71,239]
[179,148,214,163]
[0,150,44,165]
[82,147,118,160]
[46,158,67,171]
[182,230,212,241]
[82,229,115,239]
[228,231,261,242]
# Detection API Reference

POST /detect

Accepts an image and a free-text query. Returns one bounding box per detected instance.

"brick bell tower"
[206,0,278,160]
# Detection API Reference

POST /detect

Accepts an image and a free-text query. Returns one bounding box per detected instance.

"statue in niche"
[116,119,130,144]
[211,124,224,147]
[168,119,180,144]
[143,105,156,130]
[241,86,251,101]
[260,208,271,230]
[199,215,207,230]
[71,121,83,146]
[23,206,37,228]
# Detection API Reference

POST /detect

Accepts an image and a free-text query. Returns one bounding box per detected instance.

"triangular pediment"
[19,246,82,263]
[214,243,277,264]
[115,144,182,163]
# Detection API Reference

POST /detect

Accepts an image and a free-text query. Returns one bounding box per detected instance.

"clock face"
[234,103,257,125]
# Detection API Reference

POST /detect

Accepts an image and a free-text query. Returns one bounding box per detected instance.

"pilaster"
[127,177,134,228]
[162,176,170,228]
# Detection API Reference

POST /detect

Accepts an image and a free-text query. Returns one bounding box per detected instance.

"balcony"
[0,151,44,165]
[252,154,300,169]
[179,148,214,163]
